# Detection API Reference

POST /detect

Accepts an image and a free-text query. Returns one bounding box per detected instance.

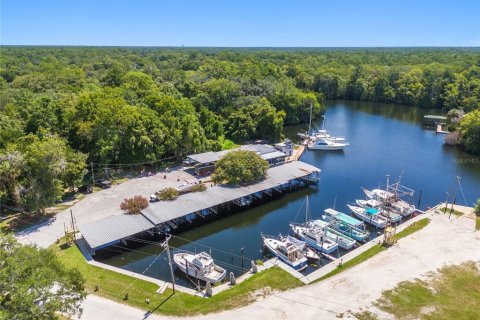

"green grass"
[440,207,464,216]
[314,218,430,283]
[51,242,301,316]
[374,261,480,319]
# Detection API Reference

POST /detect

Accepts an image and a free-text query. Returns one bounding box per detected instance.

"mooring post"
[229,272,236,285]
[240,247,245,272]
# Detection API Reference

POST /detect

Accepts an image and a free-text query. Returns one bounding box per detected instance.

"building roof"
[78,214,155,250]
[187,144,279,164]
[142,161,320,225]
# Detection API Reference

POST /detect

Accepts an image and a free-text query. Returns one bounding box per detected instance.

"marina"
[89,101,480,291]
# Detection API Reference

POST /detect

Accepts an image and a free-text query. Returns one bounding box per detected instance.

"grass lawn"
[374,261,480,319]
[314,218,430,283]
[51,242,301,316]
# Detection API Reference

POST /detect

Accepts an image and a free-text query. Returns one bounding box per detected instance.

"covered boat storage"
[79,161,320,255]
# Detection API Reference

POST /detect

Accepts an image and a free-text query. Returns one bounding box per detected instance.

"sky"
[1,0,479,47]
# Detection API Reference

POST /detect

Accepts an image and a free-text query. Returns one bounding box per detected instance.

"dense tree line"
[0,47,479,212]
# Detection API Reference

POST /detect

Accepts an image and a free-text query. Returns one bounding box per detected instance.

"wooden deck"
[287,143,306,162]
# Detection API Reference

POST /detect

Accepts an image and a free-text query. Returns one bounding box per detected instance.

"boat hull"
[262,236,308,271]
[173,252,226,284]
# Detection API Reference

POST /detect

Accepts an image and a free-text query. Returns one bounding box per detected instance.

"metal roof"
[187,144,279,164]
[79,214,155,249]
[142,161,320,225]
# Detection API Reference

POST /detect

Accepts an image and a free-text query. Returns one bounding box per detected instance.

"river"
[100,101,480,286]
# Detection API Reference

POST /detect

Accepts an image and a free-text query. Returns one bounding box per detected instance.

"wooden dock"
[287,143,306,162]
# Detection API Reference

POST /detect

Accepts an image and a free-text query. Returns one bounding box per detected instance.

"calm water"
[101,101,480,285]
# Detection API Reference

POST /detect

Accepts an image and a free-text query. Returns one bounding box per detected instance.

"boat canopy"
[366,208,379,215]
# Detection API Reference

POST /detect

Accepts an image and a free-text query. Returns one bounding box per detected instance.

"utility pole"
[163,235,176,293]
[70,210,76,239]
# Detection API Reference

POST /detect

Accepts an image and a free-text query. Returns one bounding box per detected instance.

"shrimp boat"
[347,205,388,228]
[290,223,339,254]
[173,251,226,284]
[310,220,357,250]
[261,234,308,271]
[355,199,402,223]
[324,208,364,228]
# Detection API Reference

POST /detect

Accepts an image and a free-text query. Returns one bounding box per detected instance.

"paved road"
[16,170,196,248]
[79,212,480,320]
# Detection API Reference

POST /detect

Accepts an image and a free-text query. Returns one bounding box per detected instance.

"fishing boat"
[362,188,415,217]
[328,219,370,242]
[173,251,226,284]
[290,223,338,254]
[347,205,388,228]
[310,220,356,250]
[324,208,364,229]
[308,137,349,150]
[286,234,321,260]
[356,199,402,223]
[261,234,308,270]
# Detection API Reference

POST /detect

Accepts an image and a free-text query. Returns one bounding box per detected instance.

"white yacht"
[308,137,349,150]
[310,220,357,250]
[173,251,226,284]
[347,205,388,228]
[262,234,308,270]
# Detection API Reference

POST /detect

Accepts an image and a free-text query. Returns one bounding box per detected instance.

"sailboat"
[289,196,339,254]
[297,104,348,144]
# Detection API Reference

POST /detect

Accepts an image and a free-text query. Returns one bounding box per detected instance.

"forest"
[0,47,479,212]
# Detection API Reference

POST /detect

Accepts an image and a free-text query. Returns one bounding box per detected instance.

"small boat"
[290,223,338,254]
[328,219,370,242]
[173,251,226,284]
[347,205,388,228]
[262,234,308,270]
[310,220,357,250]
[356,199,402,223]
[286,234,321,260]
[308,137,349,150]
[324,208,364,228]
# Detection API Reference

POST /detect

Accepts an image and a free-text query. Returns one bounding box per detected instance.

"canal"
[100,101,480,286]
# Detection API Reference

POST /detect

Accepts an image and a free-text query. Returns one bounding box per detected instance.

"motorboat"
[297,104,347,143]
[262,234,308,270]
[323,208,365,229]
[308,137,349,150]
[327,219,370,242]
[289,223,338,254]
[362,188,415,217]
[310,220,356,250]
[355,199,402,223]
[173,251,226,284]
[286,234,321,260]
[347,205,388,228]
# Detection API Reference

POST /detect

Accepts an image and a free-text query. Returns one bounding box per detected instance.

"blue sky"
[1,0,479,46]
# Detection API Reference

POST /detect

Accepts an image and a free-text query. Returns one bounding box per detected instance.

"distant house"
[186,144,288,176]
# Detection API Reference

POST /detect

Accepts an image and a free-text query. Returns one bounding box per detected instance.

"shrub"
[156,187,179,201]
[120,195,148,214]
[189,183,207,193]
[212,150,269,185]
[475,198,480,214]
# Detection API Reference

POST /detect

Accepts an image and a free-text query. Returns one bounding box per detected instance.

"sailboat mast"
[308,103,313,133]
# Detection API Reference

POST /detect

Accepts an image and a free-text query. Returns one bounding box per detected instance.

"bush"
[189,183,207,193]
[120,195,149,214]
[156,187,179,201]
[212,150,269,185]
[475,198,480,214]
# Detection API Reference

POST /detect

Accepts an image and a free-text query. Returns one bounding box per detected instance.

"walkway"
[78,210,480,320]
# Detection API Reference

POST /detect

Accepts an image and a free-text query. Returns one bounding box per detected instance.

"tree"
[212,150,269,185]
[475,198,480,214]
[459,110,480,155]
[120,195,149,214]
[0,234,86,320]
[156,187,179,201]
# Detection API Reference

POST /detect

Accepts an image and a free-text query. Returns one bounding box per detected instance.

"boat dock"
[79,161,320,255]
[286,144,306,162]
